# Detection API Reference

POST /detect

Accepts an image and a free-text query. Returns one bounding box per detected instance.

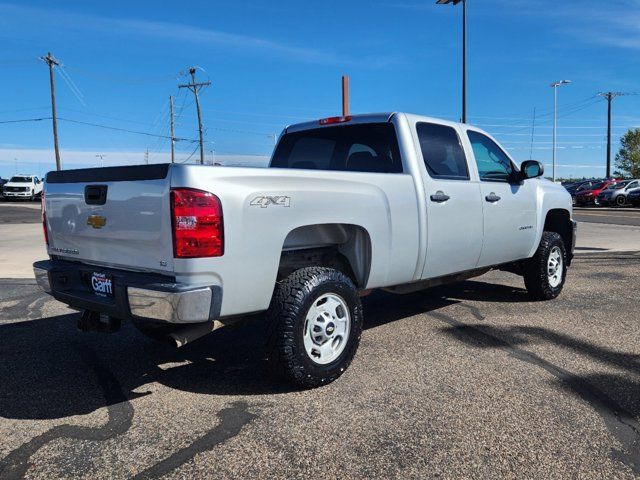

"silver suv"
[597,179,640,206]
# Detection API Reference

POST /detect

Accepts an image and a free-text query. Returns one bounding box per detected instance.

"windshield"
[9,176,32,183]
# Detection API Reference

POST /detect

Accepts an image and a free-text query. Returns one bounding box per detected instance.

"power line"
[178,144,201,164]
[0,117,50,124]
[56,117,200,143]
[57,65,86,107]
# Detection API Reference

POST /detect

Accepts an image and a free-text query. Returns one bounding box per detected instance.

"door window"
[417,123,469,180]
[467,131,514,182]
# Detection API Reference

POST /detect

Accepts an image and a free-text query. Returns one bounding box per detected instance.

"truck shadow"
[0,283,468,421]
[438,321,640,474]
[0,278,623,422]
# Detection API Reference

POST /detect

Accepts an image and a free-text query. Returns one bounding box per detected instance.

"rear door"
[45,165,175,273]
[464,130,537,267]
[414,121,484,279]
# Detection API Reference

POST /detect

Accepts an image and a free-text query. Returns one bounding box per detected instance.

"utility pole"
[179,68,211,165]
[95,154,106,168]
[597,92,636,178]
[41,52,61,171]
[145,149,149,165]
[169,95,175,163]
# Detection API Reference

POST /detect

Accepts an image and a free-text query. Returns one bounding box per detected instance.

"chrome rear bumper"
[33,260,221,324]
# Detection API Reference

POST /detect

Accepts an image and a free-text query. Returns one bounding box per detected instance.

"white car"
[3,174,43,201]
[34,112,576,388]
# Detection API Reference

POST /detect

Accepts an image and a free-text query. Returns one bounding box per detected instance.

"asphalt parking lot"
[0,203,639,478]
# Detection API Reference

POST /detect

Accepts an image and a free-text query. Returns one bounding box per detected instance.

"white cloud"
[0,3,398,67]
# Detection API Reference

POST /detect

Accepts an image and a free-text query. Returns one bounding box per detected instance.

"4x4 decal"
[250,196,291,208]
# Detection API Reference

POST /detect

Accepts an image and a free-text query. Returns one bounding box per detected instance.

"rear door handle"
[430,191,450,203]
[485,192,501,203]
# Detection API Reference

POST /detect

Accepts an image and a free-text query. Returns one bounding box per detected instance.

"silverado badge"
[87,215,107,229]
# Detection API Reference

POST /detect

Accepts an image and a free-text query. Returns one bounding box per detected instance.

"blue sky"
[0,0,639,179]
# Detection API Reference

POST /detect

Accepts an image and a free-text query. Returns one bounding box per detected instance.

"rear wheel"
[523,232,567,300]
[267,267,363,388]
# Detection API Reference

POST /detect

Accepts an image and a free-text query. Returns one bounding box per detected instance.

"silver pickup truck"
[34,112,576,388]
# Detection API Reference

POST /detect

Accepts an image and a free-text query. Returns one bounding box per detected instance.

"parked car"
[628,189,640,207]
[33,112,576,388]
[565,180,599,205]
[575,180,618,207]
[0,176,7,197]
[2,174,43,201]
[597,179,640,206]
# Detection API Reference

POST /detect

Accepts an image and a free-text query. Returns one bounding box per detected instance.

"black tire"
[267,267,363,389]
[616,195,626,206]
[593,197,601,207]
[523,232,567,301]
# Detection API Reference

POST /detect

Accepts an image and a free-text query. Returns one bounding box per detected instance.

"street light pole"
[462,0,466,123]
[550,80,571,182]
[436,0,467,123]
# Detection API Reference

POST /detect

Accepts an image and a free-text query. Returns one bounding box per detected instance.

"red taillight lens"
[319,115,352,125]
[41,191,49,245]
[171,188,224,258]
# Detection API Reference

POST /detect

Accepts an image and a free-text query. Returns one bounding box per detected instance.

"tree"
[614,128,640,178]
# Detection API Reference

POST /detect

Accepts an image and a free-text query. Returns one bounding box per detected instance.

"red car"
[575,180,617,207]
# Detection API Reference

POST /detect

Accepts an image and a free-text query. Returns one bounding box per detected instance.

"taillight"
[319,115,352,125]
[41,191,49,246]
[171,188,224,258]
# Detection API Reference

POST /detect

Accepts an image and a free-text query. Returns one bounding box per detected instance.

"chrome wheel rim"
[547,246,563,288]
[303,293,351,365]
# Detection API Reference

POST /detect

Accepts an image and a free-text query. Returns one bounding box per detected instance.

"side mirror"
[520,160,544,180]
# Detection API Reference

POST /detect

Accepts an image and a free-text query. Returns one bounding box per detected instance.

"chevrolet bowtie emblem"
[87,215,107,229]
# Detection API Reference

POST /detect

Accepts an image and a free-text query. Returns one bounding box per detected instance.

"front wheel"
[267,267,363,388]
[523,232,567,300]
[616,195,626,206]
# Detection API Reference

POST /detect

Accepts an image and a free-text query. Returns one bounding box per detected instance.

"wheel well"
[278,224,372,288]
[543,209,573,264]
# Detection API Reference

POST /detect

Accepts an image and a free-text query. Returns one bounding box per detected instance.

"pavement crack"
[431,310,640,475]
[132,401,257,479]
[0,345,134,479]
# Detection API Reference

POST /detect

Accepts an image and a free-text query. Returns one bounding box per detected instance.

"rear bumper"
[33,259,222,324]
[571,220,577,258]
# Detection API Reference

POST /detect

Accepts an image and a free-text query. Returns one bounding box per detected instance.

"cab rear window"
[270,123,403,173]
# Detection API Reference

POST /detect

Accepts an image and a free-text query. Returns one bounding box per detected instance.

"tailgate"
[44,164,174,273]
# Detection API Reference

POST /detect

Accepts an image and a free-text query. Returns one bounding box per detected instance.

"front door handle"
[430,191,450,203]
[485,192,501,203]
